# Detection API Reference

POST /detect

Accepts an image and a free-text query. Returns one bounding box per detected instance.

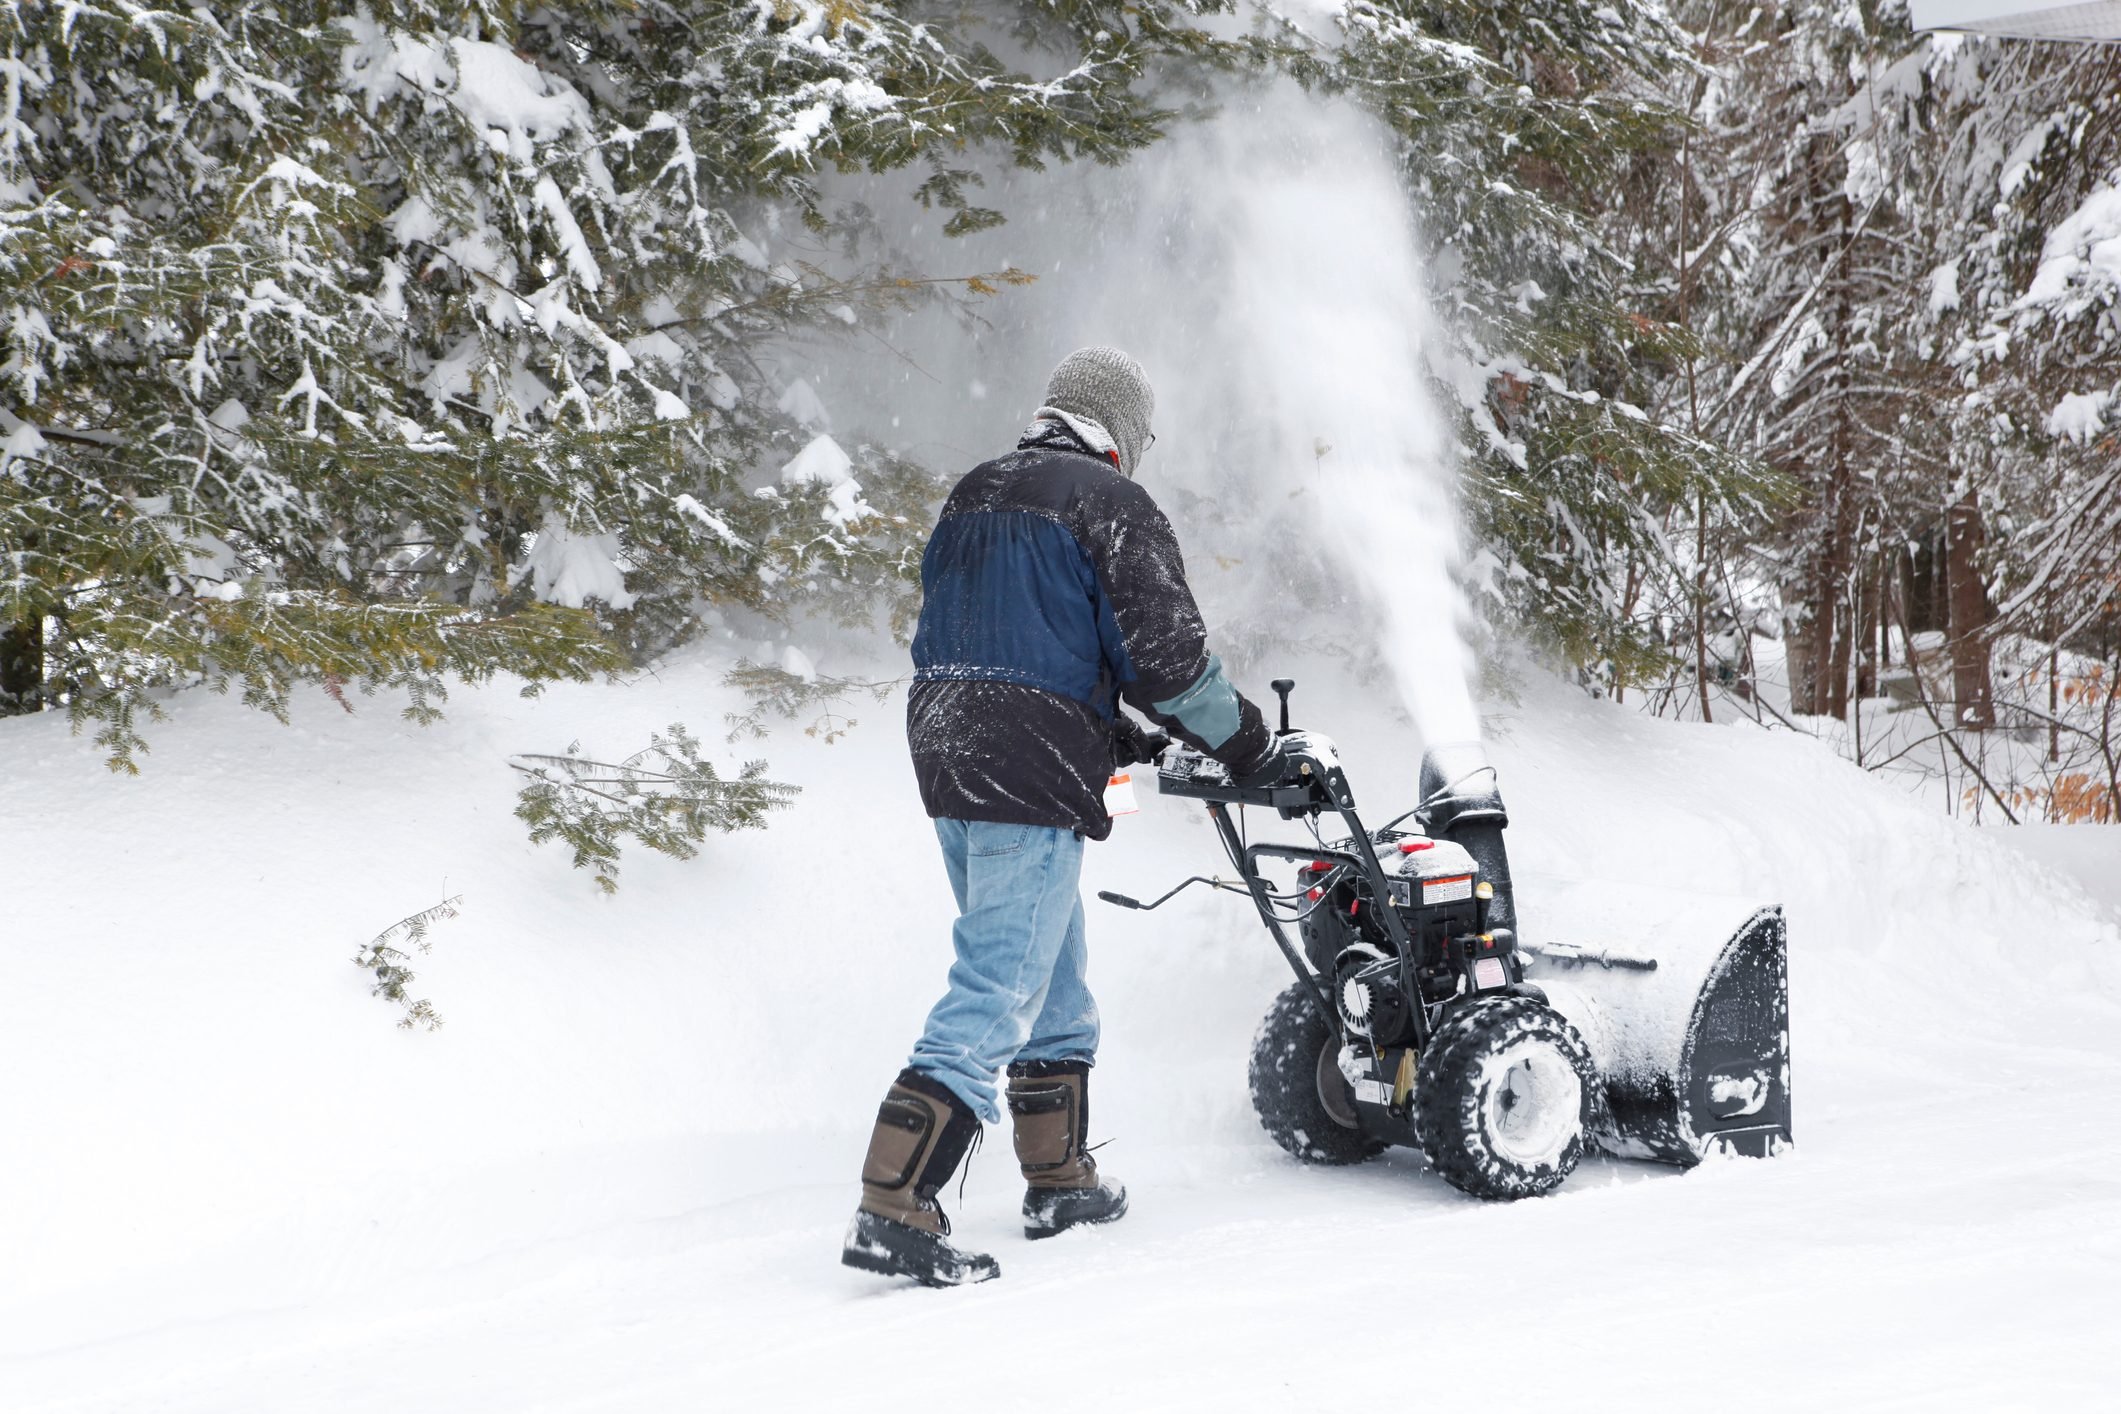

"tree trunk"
[1824,573,1853,717]
[1819,310,1858,717]
[1784,602,1822,716]
[1817,494,1857,717]
[1904,530,1946,638]
[1945,491,1994,730]
[1856,557,1880,699]
[0,617,41,715]
[1891,546,1912,669]
[2049,617,2061,764]
[2046,590,2062,764]
[1694,499,1713,724]
[1850,571,1866,766]
[1799,546,1843,717]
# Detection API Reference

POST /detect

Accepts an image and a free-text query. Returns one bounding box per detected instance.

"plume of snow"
[829,83,1483,746]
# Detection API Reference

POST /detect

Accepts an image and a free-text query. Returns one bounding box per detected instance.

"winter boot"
[1007,1059,1128,1239]
[842,1069,1000,1287]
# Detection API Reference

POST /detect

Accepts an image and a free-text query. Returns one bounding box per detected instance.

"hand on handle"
[1113,713,1173,767]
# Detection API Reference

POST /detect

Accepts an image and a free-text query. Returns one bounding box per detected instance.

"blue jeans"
[908,819,1100,1123]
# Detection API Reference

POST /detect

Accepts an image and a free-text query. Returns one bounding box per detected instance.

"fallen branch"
[353,895,459,1030]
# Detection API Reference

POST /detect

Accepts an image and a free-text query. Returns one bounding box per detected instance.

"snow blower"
[1098,679,1791,1199]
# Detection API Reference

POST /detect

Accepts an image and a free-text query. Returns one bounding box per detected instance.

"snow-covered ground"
[5,651,2118,1411]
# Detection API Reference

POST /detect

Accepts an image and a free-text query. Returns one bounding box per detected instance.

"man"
[841,346,1291,1287]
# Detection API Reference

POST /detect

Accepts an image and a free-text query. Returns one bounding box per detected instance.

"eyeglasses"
[1145,432,1157,452]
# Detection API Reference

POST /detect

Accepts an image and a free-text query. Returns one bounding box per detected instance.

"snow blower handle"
[1096,876,1251,911]
[1270,678,1296,734]
[1156,729,1354,817]
[1283,731,1356,813]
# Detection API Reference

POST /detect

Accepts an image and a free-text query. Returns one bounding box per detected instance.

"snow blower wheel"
[1413,994,1597,1200]
[1098,676,1794,1202]
[1249,981,1386,1166]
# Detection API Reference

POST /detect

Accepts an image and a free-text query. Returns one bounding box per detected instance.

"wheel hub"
[1481,1040,1581,1166]
[1314,1036,1361,1129]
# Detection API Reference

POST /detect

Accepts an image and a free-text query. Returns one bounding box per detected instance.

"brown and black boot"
[842,1069,1000,1287]
[1007,1059,1128,1240]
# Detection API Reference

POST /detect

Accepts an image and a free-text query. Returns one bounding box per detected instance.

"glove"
[1233,742,1295,789]
[1112,714,1172,767]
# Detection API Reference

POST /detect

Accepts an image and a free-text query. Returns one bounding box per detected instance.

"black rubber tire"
[1414,993,1597,1201]
[1249,982,1386,1166]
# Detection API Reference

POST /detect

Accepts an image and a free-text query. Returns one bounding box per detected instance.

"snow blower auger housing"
[1098,679,1792,1200]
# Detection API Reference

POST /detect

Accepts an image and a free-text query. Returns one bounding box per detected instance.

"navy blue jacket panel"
[908,422,1274,839]
[913,508,1119,707]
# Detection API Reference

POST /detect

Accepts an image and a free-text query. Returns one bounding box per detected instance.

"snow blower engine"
[1099,679,1792,1200]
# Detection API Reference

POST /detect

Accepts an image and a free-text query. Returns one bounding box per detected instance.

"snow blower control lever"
[1271,678,1296,733]
[1101,674,1794,1202]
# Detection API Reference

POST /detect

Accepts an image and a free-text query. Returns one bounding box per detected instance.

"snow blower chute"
[1099,680,1791,1199]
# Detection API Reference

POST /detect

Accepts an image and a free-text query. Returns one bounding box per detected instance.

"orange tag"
[1104,772,1140,817]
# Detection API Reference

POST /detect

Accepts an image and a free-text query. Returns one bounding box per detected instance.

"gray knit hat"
[1040,346,1155,477]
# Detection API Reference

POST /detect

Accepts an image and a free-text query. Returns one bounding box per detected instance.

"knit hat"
[1039,346,1155,477]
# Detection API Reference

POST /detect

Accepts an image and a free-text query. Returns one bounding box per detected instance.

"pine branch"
[510,724,798,893]
[353,895,460,1030]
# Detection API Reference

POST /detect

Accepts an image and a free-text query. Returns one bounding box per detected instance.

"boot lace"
[956,1126,984,1206]
[919,1126,983,1238]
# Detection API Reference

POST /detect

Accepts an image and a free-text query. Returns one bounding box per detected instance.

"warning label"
[1422,874,1473,905]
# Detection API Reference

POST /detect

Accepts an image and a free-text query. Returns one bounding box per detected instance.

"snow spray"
[1141,85,1483,747]
[822,80,1481,746]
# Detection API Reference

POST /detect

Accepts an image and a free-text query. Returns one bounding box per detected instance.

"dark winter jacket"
[907,420,1276,839]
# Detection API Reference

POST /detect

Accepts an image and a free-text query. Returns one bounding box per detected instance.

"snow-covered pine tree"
[1682,0,1940,721]
[1921,38,2121,677]
[0,1,1204,764]
[1313,0,1786,688]
[1690,11,2121,731]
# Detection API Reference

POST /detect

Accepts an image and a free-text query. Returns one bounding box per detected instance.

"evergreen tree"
[0,1,1206,763]
[1922,38,2121,666]
[1679,8,2121,728]
[1685,0,1936,720]
[1311,0,1787,687]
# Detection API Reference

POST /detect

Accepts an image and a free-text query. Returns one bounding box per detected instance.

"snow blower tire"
[1415,993,1596,1200]
[1250,982,1386,1166]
